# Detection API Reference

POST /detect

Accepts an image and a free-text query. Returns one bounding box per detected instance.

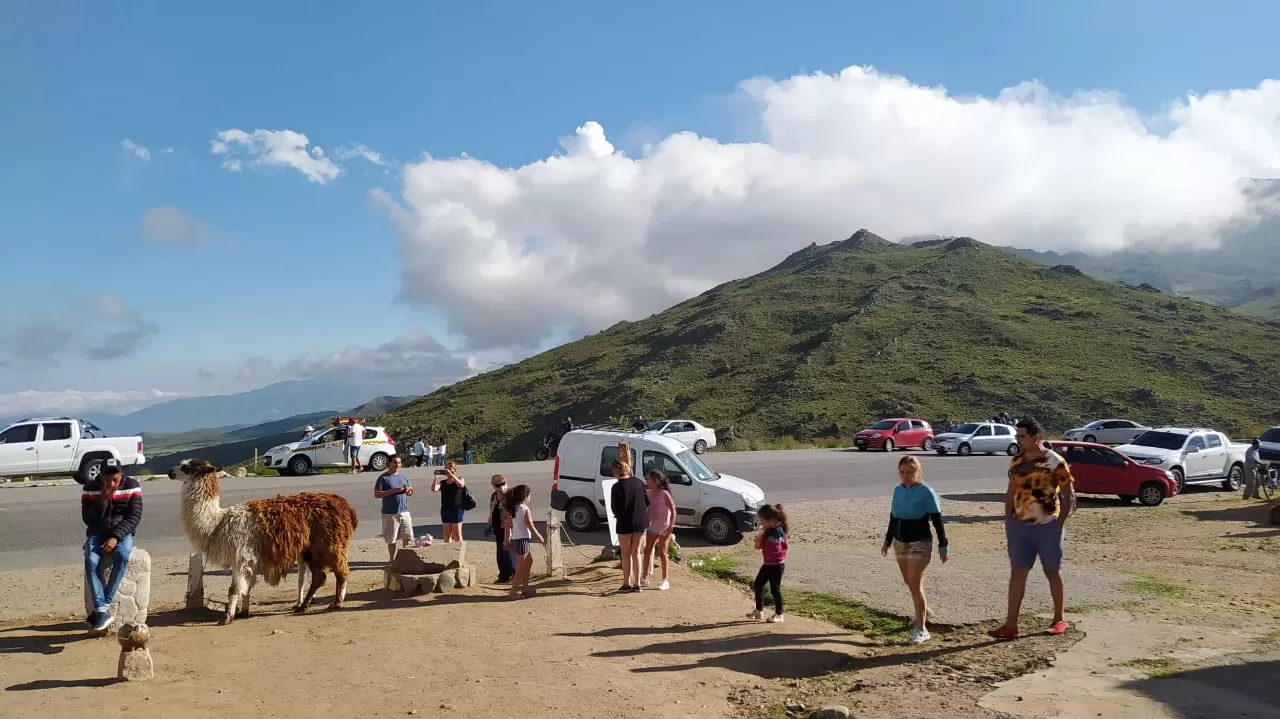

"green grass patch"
[1121,574,1197,600]
[688,555,912,640]
[1115,656,1184,677]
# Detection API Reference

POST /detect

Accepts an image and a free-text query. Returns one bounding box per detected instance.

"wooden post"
[546,510,564,579]
[185,553,204,610]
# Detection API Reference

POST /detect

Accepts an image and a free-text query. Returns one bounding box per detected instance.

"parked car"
[550,428,764,545]
[0,417,145,484]
[262,425,396,476]
[1258,425,1280,463]
[1048,441,1177,506]
[644,419,717,454]
[933,422,1017,456]
[1113,427,1248,494]
[853,418,934,452]
[1060,419,1150,445]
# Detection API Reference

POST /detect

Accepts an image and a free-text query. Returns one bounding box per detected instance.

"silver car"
[933,422,1018,457]
[1061,419,1149,445]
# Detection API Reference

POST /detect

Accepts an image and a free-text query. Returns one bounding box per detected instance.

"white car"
[1061,419,1150,445]
[1113,427,1249,494]
[262,425,396,476]
[0,417,145,483]
[549,428,763,545]
[645,419,717,454]
[933,422,1018,456]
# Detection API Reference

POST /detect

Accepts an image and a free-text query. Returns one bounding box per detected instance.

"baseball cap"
[102,458,122,475]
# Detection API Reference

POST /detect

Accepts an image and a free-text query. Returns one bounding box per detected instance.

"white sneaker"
[908,629,931,645]
[767,613,785,623]
[746,610,763,620]
[658,579,670,591]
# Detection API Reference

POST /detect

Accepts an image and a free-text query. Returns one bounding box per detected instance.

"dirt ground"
[1,490,1278,718]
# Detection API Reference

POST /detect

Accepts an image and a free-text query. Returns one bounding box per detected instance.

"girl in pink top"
[641,470,676,590]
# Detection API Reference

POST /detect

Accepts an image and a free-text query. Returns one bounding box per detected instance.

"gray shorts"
[511,538,531,556]
[1005,517,1065,571]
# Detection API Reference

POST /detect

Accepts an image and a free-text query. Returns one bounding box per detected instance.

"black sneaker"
[91,612,113,632]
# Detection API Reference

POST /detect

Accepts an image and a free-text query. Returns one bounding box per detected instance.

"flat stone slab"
[390,541,466,575]
[84,547,151,633]
[384,564,477,595]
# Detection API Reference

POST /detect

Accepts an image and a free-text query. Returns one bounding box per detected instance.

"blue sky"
[2,0,1278,416]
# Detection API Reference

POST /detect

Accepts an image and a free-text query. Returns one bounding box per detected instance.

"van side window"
[598,446,638,477]
[642,451,691,485]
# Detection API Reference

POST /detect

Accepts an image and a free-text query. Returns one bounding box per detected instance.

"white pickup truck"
[1113,426,1249,494]
[0,417,145,484]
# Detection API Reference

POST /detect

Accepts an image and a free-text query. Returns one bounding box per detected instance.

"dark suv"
[1259,426,1280,462]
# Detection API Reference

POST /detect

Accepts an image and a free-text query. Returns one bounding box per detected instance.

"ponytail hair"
[612,441,633,478]
[757,503,789,535]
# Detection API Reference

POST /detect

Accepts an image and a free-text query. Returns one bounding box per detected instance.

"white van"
[549,428,766,545]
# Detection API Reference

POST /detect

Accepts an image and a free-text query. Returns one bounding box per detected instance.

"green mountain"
[142,395,418,469]
[378,231,1280,461]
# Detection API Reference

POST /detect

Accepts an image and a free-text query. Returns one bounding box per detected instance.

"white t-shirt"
[510,504,531,540]
[347,424,364,447]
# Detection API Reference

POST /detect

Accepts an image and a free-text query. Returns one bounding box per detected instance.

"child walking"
[641,469,676,590]
[503,484,544,598]
[748,504,788,623]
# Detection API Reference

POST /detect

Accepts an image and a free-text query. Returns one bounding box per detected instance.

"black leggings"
[753,563,784,613]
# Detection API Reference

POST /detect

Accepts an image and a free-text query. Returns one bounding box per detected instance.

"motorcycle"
[534,428,563,461]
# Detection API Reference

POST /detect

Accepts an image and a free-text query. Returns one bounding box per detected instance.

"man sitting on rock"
[82,459,143,631]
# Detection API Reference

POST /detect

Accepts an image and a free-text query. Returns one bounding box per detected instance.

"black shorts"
[511,538,531,556]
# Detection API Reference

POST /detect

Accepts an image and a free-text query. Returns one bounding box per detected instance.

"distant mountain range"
[139,395,418,471]
[2,376,422,435]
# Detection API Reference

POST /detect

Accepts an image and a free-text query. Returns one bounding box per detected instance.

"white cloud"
[0,294,159,370]
[121,138,151,161]
[0,389,189,419]
[377,66,1280,351]
[337,143,388,167]
[211,128,341,184]
[140,206,217,244]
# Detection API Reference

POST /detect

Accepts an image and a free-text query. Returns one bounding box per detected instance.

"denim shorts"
[347,445,361,461]
[1005,517,1065,571]
[441,507,465,524]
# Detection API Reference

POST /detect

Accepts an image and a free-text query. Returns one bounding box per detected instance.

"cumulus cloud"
[0,294,159,370]
[140,206,217,244]
[121,138,151,161]
[211,128,341,184]
[337,143,388,167]
[0,389,190,419]
[376,66,1280,351]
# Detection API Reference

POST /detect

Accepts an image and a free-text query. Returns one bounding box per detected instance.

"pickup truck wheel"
[701,510,740,546]
[1223,464,1244,492]
[694,439,708,455]
[1138,482,1166,506]
[368,452,390,472]
[1170,467,1185,495]
[565,499,598,533]
[77,458,106,485]
[957,443,972,457]
[287,455,313,476]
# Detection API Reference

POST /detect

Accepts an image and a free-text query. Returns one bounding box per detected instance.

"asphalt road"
[0,448,1014,571]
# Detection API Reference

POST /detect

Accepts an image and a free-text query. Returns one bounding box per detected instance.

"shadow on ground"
[1121,658,1280,718]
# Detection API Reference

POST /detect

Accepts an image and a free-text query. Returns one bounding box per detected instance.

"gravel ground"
[686,493,1132,626]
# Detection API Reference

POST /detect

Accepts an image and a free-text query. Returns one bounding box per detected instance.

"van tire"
[565,499,598,533]
[702,510,739,546]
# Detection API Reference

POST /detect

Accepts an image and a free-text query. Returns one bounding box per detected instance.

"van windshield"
[677,450,717,481]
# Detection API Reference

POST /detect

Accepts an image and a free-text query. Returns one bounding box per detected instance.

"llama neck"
[180,480,227,549]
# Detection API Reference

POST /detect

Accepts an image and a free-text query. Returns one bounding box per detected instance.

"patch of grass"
[1121,574,1197,600]
[1115,656,1184,677]
[715,436,849,452]
[689,555,912,640]
[379,234,1280,461]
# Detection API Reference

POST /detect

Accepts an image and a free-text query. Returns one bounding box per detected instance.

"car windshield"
[1084,420,1105,429]
[952,423,980,435]
[1129,431,1188,451]
[646,422,668,432]
[1261,428,1280,443]
[677,450,717,481]
[869,420,897,430]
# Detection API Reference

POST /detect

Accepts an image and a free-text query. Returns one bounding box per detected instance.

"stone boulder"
[84,547,151,633]
[383,564,477,595]
[807,707,851,719]
[391,541,466,574]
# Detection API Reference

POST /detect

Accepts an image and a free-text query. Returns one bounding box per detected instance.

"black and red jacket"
[81,476,144,540]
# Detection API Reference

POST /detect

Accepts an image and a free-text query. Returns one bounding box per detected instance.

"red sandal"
[1046,620,1070,635]
[987,626,1020,640]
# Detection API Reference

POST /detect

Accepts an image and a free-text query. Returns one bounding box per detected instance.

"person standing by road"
[489,474,516,583]
[609,443,649,592]
[432,461,467,543]
[989,417,1077,640]
[641,469,676,591]
[463,438,472,465]
[1243,439,1264,500]
[346,418,365,473]
[82,460,143,632]
[373,456,414,562]
[881,456,948,645]
[411,438,426,467]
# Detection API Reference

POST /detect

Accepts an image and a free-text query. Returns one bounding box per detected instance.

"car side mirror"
[893,428,901,434]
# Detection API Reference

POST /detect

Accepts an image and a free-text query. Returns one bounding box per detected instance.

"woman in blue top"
[880,455,948,645]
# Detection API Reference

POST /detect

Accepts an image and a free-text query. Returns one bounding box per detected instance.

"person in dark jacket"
[608,442,649,592]
[82,459,143,631]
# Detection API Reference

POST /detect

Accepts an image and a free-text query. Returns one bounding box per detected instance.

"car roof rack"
[568,422,642,432]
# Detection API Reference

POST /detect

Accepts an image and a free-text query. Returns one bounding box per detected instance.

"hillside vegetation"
[378,232,1280,461]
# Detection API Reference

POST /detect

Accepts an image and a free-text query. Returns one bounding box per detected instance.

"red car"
[853,418,935,452]
[1049,441,1178,506]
